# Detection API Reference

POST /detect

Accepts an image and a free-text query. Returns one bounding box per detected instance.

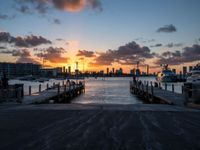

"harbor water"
[73,77,142,105]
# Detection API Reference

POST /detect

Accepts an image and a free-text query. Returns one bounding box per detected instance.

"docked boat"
[35,78,49,83]
[184,63,200,103]
[18,75,36,81]
[156,64,177,82]
[186,63,200,83]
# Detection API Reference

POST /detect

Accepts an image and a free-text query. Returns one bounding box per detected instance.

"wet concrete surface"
[0,104,200,150]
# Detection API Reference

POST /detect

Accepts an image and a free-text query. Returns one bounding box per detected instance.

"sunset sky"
[0,0,200,73]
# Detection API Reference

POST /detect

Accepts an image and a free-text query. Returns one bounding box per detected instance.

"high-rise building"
[0,62,41,77]
[112,68,115,74]
[183,66,187,75]
[119,68,123,74]
[106,68,109,75]
[63,66,66,73]
[68,66,71,75]
[172,69,176,74]
[146,65,149,75]
[189,66,193,71]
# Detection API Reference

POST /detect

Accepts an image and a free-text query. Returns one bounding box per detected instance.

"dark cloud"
[166,43,183,48]
[56,38,64,41]
[0,32,52,47]
[0,46,6,50]
[76,50,95,57]
[150,43,162,48]
[0,48,40,64]
[0,49,14,54]
[0,32,15,43]
[53,18,61,24]
[156,44,200,65]
[17,5,32,14]
[0,49,30,57]
[0,13,15,20]
[148,39,155,43]
[87,0,103,11]
[135,38,155,43]
[14,49,39,64]
[157,24,177,33]
[14,0,50,14]
[35,47,68,63]
[15,0,102,14]
[14,35,52,47]
[91,41,155,66]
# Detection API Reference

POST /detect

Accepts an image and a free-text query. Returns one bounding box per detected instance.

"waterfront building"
[172,69,176,74]
[63,66,66,73]
[112,68,115,74]
[0,62,41,77]
[41,67,62,77]
[189,66,193,71]
[135,69,141,76]
[146,65,149,75]
[119,68,123,74]
[130,69,134,75]
[106,68,109,75]
[183,66,187,75]
[68,66,71,75]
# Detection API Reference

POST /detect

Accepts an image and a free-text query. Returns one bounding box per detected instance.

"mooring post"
[172,84,174,92]
[53,82,55,88]
[39,84,41,93]
[46,83,49,90]
[17,87,22,103]
[165,83,167,90]
[146,82,149,100]
[29,86,31,95]
[151,84,154,98]
[69,83,71,91]
[64,84,67,92]
[182,86,184,94]
[142,83,144,94]
[57,84,60,94]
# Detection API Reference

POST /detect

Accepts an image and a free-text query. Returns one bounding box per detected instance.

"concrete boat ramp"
[0,103,200,150]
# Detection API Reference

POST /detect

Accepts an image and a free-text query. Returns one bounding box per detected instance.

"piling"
[165,83,167,90]
[172,84,174,93]
[39,84,41,93]
[29,86,31,96]
[17,87,22,103]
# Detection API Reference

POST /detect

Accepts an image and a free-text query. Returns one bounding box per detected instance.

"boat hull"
[156,76,177,82]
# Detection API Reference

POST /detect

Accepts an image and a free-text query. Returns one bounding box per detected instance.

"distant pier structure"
[0,80,85,104]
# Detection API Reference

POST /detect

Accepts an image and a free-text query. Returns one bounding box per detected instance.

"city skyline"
[0,0,200,73]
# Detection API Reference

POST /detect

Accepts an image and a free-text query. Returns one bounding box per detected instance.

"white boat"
[184,63,200,103]
[156,64,177,82]
[186,63,200,84]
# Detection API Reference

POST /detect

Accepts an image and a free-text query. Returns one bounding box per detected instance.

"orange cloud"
[53,0,86,12]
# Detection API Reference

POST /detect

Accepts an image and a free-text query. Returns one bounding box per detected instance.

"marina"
[1,0,200,149]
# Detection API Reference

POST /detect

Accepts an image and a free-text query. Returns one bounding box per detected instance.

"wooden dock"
[20,82,85,104]
[130,81,186,106]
